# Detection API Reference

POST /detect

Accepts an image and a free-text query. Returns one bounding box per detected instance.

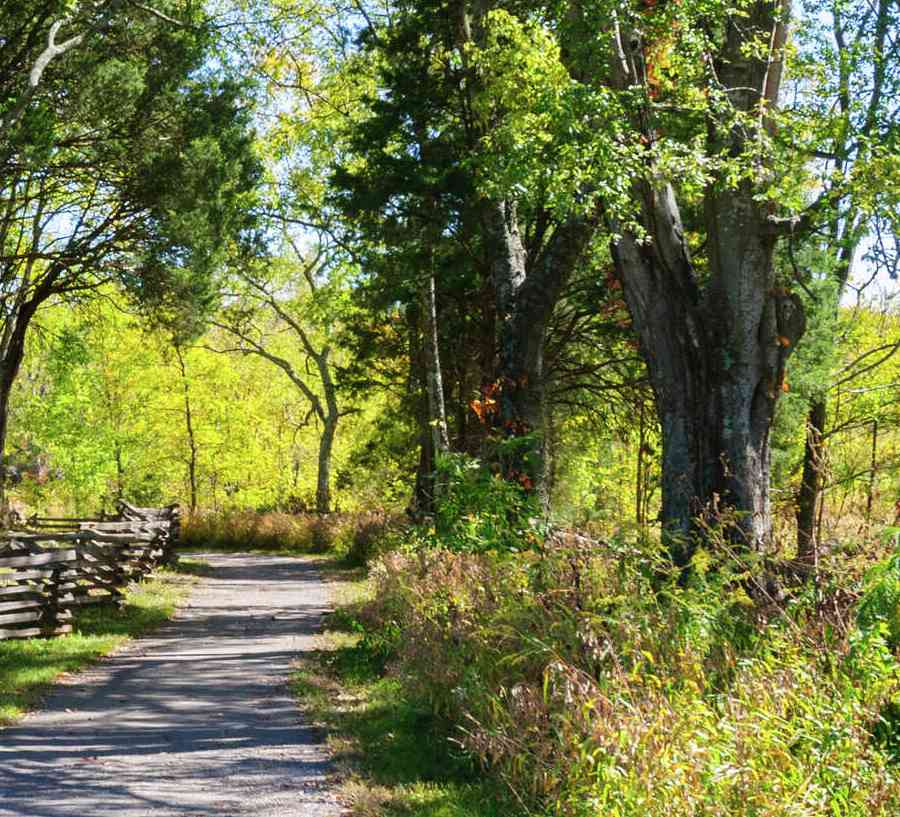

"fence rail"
[0,502,181,641]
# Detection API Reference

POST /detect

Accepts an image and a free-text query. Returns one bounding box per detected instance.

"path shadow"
[0,553,337,817]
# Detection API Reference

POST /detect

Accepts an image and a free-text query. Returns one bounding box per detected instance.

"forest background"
[4,0,900,814]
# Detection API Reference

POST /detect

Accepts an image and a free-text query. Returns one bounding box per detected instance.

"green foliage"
[9,291,400,516]
[423,453,544,554]
[858,544,900,650]
[291,564,517,817]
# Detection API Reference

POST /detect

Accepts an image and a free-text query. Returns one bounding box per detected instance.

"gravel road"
[0,554,343,817]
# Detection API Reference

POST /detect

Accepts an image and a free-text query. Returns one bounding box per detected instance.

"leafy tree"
[0,1,260,504]
[330,0,611,509]
[212,246,352,514]
[784,1,900,559]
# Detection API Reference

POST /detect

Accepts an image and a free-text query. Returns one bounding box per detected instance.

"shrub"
[858,543,900,649]
[417,453,545,554]
[344,510,406,566]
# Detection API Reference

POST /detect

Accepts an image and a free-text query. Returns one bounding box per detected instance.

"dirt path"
[0,554,342,817]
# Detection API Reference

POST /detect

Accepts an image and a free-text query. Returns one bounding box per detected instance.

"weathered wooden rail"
[0,502,181,640]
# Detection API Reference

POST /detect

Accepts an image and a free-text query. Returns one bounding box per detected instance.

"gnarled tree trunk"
[596,1,804,563]
[483,199,599,499]
[612,181,805,562]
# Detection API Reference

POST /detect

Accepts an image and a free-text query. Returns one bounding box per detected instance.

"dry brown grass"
[179,510,406,560]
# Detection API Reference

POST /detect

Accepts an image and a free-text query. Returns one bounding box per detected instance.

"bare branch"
[831,340,900,390]
[128,2,192,28]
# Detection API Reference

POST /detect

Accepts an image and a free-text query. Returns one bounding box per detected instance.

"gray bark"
[315,345,340,515]
[484,198,598,498]
[601,1,805,560]
[408,305,436,515]
[457,3,598,498]
[612,178,805,559]
[420,273,449,455]
[0,19,84,135]
[316,413,337,516]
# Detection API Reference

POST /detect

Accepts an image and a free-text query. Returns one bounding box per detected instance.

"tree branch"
[1,19,84,132]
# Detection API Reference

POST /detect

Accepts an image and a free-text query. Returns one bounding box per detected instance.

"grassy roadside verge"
[292,559,519,817]
[0,559,205,726]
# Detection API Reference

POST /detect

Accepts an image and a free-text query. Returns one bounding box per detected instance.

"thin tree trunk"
[316,416,336,515]
[174,345,198,514]
[796,398,827,562]
[866,418,878,531]
[636,398,645,528]
[421,273,449,455]
[312,344,339,515]
[0,297,40,511]
[114,445,124,503]
[0,373,14,513]
[408,304,436,515]
[420,271,450,506]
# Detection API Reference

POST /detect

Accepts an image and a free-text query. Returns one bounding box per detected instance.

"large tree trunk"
[601,1,802,563]
[456,2,588,499]
[612,183,805,563]
[484,199,539,482]
[483,200,597,498]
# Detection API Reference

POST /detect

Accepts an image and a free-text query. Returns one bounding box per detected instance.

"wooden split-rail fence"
[0,502,181,641]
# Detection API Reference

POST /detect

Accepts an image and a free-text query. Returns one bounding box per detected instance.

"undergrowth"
[292,564,518,817]
[0,561,201,725]
[318,457,900,816]
[352,528,900,816]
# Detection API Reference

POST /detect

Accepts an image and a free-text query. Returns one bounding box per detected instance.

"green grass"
[292,562,519,817]
[0,562,202,726]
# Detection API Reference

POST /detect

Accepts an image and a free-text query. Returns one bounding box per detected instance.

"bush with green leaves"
[856,529,900,646]
[421,453,544,553]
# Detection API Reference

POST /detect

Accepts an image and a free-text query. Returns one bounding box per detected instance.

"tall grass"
[292,563,517,817]
[350,526,900,816]
[180,509,404,561]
